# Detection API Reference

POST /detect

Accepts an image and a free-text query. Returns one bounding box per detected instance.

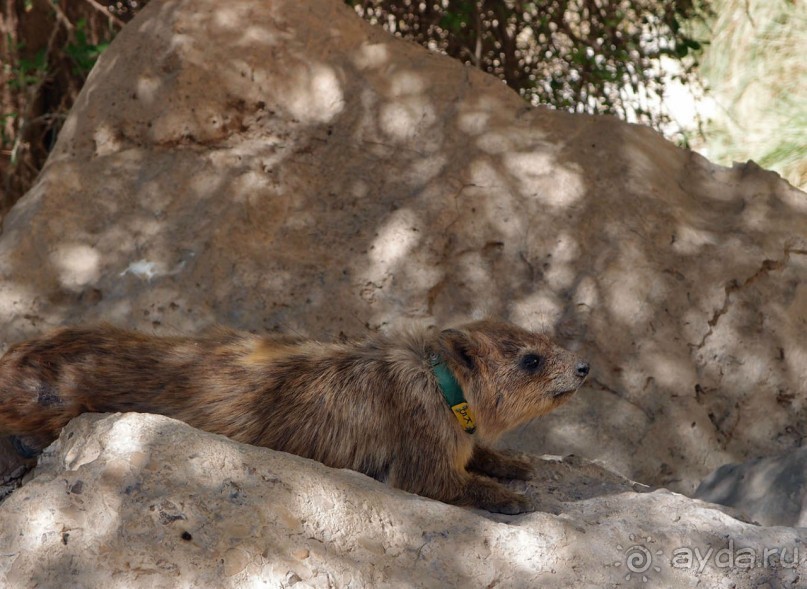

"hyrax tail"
[0,336,85,455]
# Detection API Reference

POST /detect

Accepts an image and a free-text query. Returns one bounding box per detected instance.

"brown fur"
[0,320,589,514]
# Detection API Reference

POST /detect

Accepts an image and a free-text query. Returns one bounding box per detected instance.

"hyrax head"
[436,320,589,439]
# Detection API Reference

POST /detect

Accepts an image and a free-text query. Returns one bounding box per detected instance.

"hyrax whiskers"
[0,320,589,514]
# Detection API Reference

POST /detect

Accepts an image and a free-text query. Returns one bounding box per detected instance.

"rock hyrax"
[0,320,589,513]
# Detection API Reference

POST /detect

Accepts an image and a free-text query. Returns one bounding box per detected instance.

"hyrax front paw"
[487,493,535,515]
[462,474,535,514]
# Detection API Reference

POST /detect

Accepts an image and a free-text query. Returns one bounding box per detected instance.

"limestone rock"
[0,413,803,588]
[0,0,805,497]
[694,448,807,527]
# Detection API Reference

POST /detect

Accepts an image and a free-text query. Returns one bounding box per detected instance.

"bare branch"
[82,0,127,29]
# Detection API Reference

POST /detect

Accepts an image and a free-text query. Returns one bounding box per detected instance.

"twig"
[474,1,482,69]
[744,0,755,28]
[49,0,75,32]
[11,1,64,170]
[82,0,127,28]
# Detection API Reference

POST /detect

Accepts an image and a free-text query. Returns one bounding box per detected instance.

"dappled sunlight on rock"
[603,264,656,326]
[380,97,436,142]
[0,0,805,584]
[352,42,390,70]
[0,0,805,525]
[402,154,447,186]
[456,110,491,135]
[454,252,495,300]
[50,244,101,292]
[389,71,427,96]
[12,499,62,553]
[670,224,719,255]
[640,350,696,390]
[211,5,279,46]
[211,5,257,31]
[367,209,421,279]
[0,283,38,332]
[542,233,580,291]
[285,64,345,124]
[572,275,599,310]
[150,110,196,144]
[477,195,525,243]
[184,167,228,201]
[503,152,585,207]
[92,124,124,157]
[474,130,518,155]
[134,75,162,105]
[510,292,563,330]
[472,119,551,152]
[680,308,709,346]
[239,26,280,46]
[229,170,274,202]
[775,288,807,382]
[3,413,801,586]
[467,157,504,188]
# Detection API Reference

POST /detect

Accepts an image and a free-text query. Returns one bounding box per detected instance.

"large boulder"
[694,448,807,527]
[0,0,805,496]
[0,413,802,587]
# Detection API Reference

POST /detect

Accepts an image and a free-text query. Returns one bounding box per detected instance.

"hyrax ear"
[439,328,477,371]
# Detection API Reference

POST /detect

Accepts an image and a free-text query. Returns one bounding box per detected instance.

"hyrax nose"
[575,362,590,378]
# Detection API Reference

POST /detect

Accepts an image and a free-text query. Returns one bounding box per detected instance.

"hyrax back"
[0,320,589,513]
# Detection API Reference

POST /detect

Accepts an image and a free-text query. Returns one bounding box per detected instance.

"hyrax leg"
[467,445,533,480]
[392,455,534,514]
[457,473,535,515]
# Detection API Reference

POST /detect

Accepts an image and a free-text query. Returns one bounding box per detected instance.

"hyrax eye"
[519,354,544,372]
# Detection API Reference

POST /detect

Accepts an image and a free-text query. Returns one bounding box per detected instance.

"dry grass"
[695,0,806,190]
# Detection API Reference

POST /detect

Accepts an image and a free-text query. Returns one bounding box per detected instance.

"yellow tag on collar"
[451,402,477,434]
[431,353,476,435]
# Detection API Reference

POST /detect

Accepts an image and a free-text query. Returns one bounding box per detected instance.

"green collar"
[430,353,476,434]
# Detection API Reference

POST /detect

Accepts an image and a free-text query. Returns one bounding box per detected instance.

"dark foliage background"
[347,1,708,122]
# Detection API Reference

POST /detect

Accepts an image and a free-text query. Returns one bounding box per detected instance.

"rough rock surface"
[694,448,807,527]
[0,0,805,520]
[0,413,803,588]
